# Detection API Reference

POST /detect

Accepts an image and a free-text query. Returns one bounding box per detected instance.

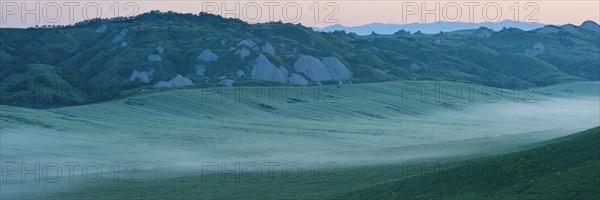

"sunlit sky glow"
[0,1,598,28]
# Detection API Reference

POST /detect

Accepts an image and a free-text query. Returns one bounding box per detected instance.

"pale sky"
[1,1,598,28]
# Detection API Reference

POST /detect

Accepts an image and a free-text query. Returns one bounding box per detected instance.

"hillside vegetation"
[343,127,600,199]
[1,11,599,108]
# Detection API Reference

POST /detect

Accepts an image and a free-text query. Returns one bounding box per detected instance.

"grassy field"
[9,127,595,199]
[343,126,600,199]
[17,127,594,199]
[1,80,599,199]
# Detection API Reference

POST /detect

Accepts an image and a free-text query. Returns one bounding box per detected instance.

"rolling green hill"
[1,11,599,108]
[343,127,600,199]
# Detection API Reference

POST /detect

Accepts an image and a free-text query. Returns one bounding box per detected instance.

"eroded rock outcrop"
[129,70,153,83]
[235,48,251,59]
[156,46,165,54]
[321,57,353,80]
[293,55,330,81]
[197,49,219,61]
[95,24,107,33]
[261,43,276,55]
[169,75,193,87]
[237,39,257,48]
[250,55,287,83]
[236,70,246,77]
[148,54,162,62]
[220,38,229,46]
[293,55,352,81]
[112,28,128,42]
[153,75,194,88]
[288,73,308,85]
[278,66,289,77]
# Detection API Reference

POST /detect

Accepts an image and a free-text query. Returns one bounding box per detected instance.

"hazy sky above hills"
[0,1,598,28]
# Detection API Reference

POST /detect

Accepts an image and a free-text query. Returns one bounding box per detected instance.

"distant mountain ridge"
[312,20,598,35]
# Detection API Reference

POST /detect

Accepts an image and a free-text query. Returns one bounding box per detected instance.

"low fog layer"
[1,81,598,198]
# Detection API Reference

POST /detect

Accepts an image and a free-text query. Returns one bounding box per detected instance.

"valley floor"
[1,81,599,199]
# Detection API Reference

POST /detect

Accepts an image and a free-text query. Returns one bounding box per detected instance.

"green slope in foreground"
[33,127,600,199]
[343,126,600,199]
